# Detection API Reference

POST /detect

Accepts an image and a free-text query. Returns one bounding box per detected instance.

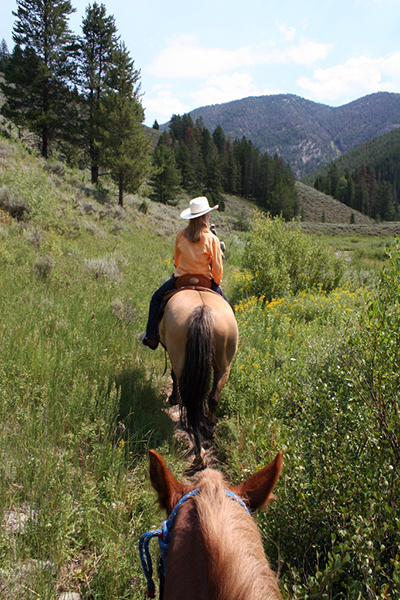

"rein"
[138,488,251,598]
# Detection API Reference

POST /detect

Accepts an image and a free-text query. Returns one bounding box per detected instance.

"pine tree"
[1,0,78,157]
[204,143,223,207]
[354,178,368,214]
[225,136,240,195]
[327,163,340,199]
[346,173,355,208]
[150,143,181,204]
[1,45,39,136]
[169,114,186,141]
[80,2,118,183]
[176,142,197,192]
[0,39,10,71]
[234,137,258,199]
[99,42,150,206]
[373,180,396,221]
[212,125,226,156]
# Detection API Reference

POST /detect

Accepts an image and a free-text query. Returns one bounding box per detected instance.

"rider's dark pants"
[145,276,226,339]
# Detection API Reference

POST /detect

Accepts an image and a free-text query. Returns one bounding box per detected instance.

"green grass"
[320,234,396,261]
[0,134,399,599]
[0,138,180,597]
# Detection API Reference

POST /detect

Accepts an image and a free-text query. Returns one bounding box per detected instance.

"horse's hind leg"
[168,370,179,406]
[202,368,231,438]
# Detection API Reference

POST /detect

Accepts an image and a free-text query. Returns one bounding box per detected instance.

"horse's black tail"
[179,305,213,443]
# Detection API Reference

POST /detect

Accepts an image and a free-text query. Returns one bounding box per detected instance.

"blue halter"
[138,488,251,598]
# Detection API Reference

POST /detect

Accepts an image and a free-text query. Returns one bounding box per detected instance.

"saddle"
[158,274,219,323]
[175,273,211,289]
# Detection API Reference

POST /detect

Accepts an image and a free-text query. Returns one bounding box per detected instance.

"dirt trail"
[160,382,221,473]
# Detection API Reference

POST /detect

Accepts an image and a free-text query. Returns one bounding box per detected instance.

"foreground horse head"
[140,449,283,600]
[158,289,238,447]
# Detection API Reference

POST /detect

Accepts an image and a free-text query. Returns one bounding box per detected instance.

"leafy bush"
[234,212,345,302]
[350,239,400,471]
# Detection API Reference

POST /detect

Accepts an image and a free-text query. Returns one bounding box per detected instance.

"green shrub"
[44,160,65,177]
[138,199,148,214]
[232,209,250,231]
[235,212,345,302]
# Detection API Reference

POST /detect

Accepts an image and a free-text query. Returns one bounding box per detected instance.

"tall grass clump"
[232,212,345,303]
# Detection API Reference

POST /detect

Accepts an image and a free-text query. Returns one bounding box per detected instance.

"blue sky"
[1,0,400,126]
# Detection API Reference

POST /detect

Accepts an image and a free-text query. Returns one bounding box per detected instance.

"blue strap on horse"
[139,488,200,598]
[138,487,251,598]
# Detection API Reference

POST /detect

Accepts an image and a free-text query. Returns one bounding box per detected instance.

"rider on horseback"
[141,196,225,350]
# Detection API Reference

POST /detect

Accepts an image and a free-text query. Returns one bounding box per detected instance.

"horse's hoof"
[168,394,179,406]
[193,446,207,470]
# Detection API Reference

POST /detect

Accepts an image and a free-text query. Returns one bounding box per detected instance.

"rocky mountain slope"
[177,92,400,179]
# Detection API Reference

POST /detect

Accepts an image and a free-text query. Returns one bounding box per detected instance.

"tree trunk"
[91,164,99,184]
[118,173,124,207]
[42,124,48,159]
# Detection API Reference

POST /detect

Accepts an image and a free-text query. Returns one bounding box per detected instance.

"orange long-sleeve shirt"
[173,228,223,285]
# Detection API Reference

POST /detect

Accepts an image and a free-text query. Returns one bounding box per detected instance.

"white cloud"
[143,32,334,122]
[278,23,296,42]
[287,38,333,65]
[190,72,281,107]
[148,34,332,82]
[148,36,260,79]
[143,85,190,121]
[297,52,400,101]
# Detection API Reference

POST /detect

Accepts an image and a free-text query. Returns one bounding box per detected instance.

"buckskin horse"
[139,449,283,600]
[158,287,238,449]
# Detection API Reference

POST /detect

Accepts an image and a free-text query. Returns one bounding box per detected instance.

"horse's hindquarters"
[159,290,238,439]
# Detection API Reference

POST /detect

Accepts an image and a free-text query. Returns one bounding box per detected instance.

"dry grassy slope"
[296,181,400,236]
[296,181,372,224]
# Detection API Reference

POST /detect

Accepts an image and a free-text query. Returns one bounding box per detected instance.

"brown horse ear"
[149,450,189,514]
[232,451,283,512]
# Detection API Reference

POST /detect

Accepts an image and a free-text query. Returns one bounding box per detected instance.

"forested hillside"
[178,92,400,178]
[3,0,400,223]
[152,114,299,219]
[303,128,400,221]
[296,182,373,225]
[0,1,298,222]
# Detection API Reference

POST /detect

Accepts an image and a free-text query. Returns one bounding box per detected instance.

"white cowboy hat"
[180,196,219,220]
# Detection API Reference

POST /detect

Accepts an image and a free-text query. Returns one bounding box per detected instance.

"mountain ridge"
[161,92,400,179]
[302,126,400,186]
